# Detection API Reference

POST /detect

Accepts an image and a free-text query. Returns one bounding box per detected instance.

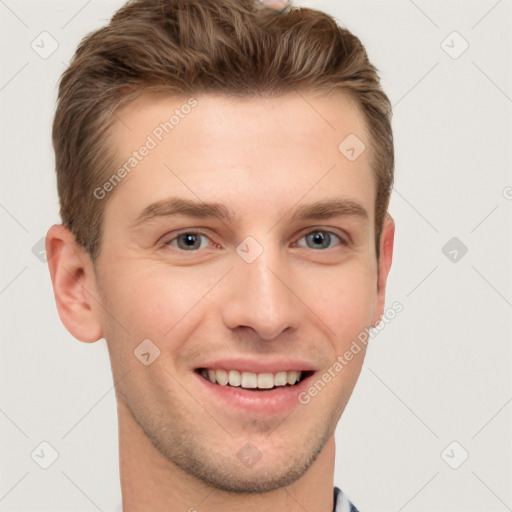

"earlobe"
[372,213,395,326]
[46,224,103,343]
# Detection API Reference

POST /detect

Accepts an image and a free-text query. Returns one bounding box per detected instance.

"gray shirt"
[333,486,360,511]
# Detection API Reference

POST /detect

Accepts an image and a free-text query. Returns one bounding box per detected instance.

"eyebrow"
[129,196,369,230]
[292,198,368,222]
[130,198,235,229]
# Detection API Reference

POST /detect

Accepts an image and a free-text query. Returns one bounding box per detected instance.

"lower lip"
[195,371,314,416]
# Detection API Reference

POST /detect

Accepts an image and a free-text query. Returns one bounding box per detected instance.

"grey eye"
[167,233,210,251]
[297,230,342,250]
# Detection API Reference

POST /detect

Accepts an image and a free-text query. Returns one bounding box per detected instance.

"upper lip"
[195,358,317,374]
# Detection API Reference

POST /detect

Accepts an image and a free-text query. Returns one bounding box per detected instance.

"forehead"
[113,90,369,152]
[104,90,375,227]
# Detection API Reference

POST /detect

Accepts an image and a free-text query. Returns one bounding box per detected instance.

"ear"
[46,224,103,343]
[372,213,395,327]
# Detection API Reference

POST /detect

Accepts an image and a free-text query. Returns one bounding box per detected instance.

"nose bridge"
[222,238,301,340]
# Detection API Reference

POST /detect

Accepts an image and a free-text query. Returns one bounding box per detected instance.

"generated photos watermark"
[298,301,403,405]
[93,97,198,200]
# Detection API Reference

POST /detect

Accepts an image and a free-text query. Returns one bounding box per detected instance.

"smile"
[198,368,308,391]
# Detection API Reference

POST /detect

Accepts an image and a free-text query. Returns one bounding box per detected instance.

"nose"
[221,244,302,341]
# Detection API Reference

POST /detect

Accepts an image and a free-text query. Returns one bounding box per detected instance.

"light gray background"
[1,1,511,511]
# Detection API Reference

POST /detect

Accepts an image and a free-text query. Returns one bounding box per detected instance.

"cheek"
[100,254,377,350]
[300,260,377,340]
[102,262,221,338]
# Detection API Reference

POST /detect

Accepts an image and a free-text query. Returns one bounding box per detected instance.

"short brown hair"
[53,0,394,262]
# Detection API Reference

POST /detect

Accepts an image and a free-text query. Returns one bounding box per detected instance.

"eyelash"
[162,229,348,251]
[293,230,347,249]
[164,232,214,251]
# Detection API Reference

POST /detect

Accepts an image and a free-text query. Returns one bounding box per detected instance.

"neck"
[118,403,336,512]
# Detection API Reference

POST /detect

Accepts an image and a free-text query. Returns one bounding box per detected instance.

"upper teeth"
[201,369,302,389]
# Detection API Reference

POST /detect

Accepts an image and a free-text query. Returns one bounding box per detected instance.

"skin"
[46,90,394,512]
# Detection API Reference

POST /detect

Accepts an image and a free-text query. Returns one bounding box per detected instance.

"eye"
[296,230,345,250]
[164,232,212,251]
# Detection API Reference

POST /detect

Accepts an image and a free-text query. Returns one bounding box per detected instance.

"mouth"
[193,360,317,415]
[195,368,314,391]
[195,368,314,392]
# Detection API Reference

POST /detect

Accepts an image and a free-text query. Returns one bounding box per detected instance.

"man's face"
[91,91,392,492]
